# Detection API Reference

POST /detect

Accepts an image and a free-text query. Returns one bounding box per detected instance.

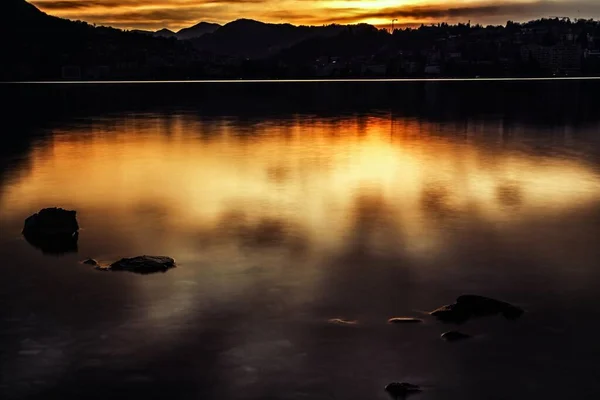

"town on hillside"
[5,1,600,80]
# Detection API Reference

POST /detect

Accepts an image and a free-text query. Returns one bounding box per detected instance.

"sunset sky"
[32,0,600,31]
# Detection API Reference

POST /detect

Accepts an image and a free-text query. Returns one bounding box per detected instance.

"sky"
[32,0,600,31]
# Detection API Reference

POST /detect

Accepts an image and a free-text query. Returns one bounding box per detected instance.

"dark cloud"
[33,0,266,10]
[33,0,141,10]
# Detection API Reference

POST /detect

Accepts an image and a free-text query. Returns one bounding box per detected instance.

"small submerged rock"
[100,255,176,274]
[388,317,423,324]
[385,382,421,399]
[22,208,79,255]
[82,259,98,266]
[441,331,472,342]
[328,318,358,325]
[431,295,523,323]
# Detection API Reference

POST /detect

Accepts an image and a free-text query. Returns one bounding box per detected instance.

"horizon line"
[76,16,600,34]
[26,1,598,33]
[5,77,600,85]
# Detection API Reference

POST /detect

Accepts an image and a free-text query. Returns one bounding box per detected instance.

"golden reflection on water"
[2,114,600,261]
[3,113,600,398]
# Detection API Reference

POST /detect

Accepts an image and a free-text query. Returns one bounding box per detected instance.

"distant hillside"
[4,1,599,80]
[2,0,198,81]
[6,0,67,27]
[192,19,348,58]
[130,29,154,35]
[279,24,388,62]
[177,22,221,40]
[154,28,176,38]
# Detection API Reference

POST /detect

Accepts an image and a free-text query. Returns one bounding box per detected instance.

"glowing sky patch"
[31,0,600,31]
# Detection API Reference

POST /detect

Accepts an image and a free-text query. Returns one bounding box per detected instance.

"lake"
[1,80,600,400]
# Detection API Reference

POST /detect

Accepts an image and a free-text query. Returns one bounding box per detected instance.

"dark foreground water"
[1,80,600,400]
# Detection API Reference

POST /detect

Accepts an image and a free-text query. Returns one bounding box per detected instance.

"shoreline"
[5,76,600,84]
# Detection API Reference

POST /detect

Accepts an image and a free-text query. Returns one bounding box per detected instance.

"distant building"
[315,62,344,77]
[61,65,81,80]
[584,49,600,59]
[362,64,387,76]
[84,65,111,80]
[402,61,421,74]
[521,44,552,69]
[552,43,582,74]
[521,43,581,74]
[424,65,441,75]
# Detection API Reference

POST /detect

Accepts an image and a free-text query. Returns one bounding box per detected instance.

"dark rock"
[82,259,98,266]
[456,295,524,320]
[441,331,472,342]
[23,208,79,236]
[385,382,421,399]
[431,295,523,323]
[24,231,79,255]
[388,317,423,324]
[22,208,79,255]
[430,303,471,324]
[105,256,176,274]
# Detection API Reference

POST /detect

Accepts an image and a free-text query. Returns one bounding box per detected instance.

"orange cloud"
[31,1,600,30]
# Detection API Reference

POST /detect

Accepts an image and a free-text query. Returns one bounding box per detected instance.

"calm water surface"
[1,81,600,400]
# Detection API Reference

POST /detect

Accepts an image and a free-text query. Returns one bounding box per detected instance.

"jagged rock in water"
[23,208,79,236]
[456,295,524,320]
[82,258,98,266]
[388,317,423,324]
[441,331,472,342]
[22,208,79,255]
[105,256,176,274]
[430,303,471,324]
[431,295,524,323]
[23,231,78,255]
[385,382,421,399]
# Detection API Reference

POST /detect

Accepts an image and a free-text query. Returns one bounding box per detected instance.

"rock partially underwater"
[328,318,358,325]
[441,331,472,342]
[97,255,176,274]
[431,295,524,323]
[388,317,423,324]
[22,208,79,255]
[385,382,422,399]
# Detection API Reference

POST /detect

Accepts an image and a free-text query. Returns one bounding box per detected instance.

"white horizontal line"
[4,77,600,84]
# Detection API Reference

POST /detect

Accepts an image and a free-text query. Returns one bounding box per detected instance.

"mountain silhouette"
[6,0,65,28]
[4,1,599,81]
[280,24,387,62]
[6,0,44,17]
[177,22,221,40]
[130,24,220,40]
[191,19,348,58]
[2,0,197,81]
[154,28,177,38]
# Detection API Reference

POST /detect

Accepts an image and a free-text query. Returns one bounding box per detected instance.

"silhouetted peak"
[183,22,221,31]
[154,28,176,38]
[130,29,153,35]
[227,19,267,28]
[176,21,221,40]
